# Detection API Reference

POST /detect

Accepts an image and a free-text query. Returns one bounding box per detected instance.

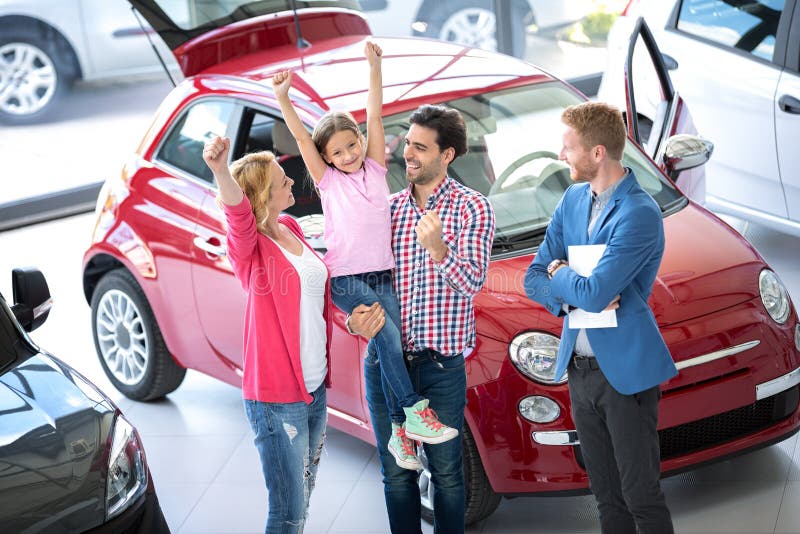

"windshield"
[148,0,361,30]
[381,82,684,252]
[0,295,36,375]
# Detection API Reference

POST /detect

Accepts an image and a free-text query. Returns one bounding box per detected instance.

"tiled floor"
[0,212,799,533]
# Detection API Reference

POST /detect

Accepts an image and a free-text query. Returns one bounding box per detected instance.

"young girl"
[272,42,457,470]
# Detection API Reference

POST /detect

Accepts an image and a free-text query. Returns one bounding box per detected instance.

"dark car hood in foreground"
[478,202,765,340]
[0,353,116,532]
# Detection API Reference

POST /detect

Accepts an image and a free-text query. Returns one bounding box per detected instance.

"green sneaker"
[403,399,458,444]
[388,423,421,470]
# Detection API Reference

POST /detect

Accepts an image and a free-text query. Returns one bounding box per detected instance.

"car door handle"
[193,236,227,257]
[778,94,800,114]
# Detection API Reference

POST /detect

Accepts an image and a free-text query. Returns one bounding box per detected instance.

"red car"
[81,1,800,525]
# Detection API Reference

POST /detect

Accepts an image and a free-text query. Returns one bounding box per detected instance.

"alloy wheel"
[0,42,57,117]
[95,289,150,386]
[438,8,498,51]
[417,447,435,511]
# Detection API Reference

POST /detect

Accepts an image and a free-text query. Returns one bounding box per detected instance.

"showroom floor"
[1,212,799,533]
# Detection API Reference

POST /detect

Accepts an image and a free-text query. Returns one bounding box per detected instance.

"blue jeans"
[331,270,422,422]
[244,384,327,534]
[365,347,467,534]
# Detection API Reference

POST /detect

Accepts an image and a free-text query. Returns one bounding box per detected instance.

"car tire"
[91,269,186,401]
[0,30,75,125]
[419,425,501,525]
[419,0,530,58]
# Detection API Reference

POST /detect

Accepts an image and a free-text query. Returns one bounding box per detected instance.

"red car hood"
[651,203,763,324]
[478,202,765,341]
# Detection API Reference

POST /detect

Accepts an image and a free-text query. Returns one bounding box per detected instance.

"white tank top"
[272,237,328,393]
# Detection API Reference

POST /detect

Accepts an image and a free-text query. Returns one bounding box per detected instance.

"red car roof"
[197,35,555,121]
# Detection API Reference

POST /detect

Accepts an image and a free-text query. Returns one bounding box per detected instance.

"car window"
[157,99,236,183]
[676,0,786,61]
[0,297,36,374]
[151,0,362,30]
[629,38,668,154]
[0,300,17,372]
[380,83,682,248]
[231,108,319,219]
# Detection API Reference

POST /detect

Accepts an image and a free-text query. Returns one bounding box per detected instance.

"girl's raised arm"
[364,42,385,165]
[272,70,329,183]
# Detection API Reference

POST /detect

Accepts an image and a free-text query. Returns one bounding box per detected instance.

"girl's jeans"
[244,384,327,534]
[330,269,422,423]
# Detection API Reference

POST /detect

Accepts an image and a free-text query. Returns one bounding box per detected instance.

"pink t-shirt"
[317,156,395,277]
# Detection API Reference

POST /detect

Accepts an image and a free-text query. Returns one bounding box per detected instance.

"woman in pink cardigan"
[203,136,344,533]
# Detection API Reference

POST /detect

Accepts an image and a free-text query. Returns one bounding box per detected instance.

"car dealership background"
[2,2,800,533]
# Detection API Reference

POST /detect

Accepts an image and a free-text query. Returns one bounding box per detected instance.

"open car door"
[127,0,368,77]
[624,17,710,204]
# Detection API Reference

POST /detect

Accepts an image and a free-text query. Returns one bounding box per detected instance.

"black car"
[0,268,168,532]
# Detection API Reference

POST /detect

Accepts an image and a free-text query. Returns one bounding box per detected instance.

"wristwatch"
[547,259,567,279]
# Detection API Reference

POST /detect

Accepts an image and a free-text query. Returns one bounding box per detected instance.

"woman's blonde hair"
[311,111,362,160]
[225,151,277,233]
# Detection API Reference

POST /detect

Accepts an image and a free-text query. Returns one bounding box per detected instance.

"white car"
[360,0,592,58]
[0,0,186,125]
[598,0,800,237]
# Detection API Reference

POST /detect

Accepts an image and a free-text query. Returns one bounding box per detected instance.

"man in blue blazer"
[525,102,677,534]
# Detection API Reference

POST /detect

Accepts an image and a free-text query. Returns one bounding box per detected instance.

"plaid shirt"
[390,176,495,356]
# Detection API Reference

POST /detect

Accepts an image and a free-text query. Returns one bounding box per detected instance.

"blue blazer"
[524,171,677,394]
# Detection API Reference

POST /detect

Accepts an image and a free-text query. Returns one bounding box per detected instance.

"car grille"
[574,385,799,466]
[659,385,798,458]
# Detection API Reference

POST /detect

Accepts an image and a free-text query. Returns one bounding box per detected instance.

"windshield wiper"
[492,227,547,253]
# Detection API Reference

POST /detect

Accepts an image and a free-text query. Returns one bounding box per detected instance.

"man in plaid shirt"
[349,104,495,534]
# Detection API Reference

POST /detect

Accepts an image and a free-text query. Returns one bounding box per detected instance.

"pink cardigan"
[222,196,332,404]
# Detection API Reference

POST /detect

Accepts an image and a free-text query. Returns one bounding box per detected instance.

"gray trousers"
[569,360,674,534]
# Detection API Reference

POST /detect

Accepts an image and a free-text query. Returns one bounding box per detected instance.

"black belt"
[571,354,600,370]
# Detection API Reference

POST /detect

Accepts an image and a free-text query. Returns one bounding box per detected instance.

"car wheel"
[420,0,529,58]
[91,269,186,401]
[0,31,74,125]
[419,425,501,525]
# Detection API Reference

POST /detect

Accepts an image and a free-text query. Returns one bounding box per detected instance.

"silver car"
[362,0,592,58]
[0,0,178,124]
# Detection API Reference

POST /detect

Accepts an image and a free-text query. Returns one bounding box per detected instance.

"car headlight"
[518,396,561,423]
[759,270,790,324]
[509,332,567,384]
[794,323,800,352]
[106,416,147,520]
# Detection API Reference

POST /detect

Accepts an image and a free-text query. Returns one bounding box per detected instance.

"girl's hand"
[365,41,382,66]
[202,135,231,176]
[272,70,293,98]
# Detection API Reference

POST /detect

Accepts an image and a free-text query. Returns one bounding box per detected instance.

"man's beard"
[570,160,599,182]
[406,159,442,185]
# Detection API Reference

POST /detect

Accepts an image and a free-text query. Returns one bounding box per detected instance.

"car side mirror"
[11,268,53,332]
[663,134,714,176]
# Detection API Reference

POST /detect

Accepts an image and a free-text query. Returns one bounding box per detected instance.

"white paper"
[566,245,617,329]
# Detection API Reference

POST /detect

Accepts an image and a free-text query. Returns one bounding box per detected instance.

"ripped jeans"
[244,384,327,534]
